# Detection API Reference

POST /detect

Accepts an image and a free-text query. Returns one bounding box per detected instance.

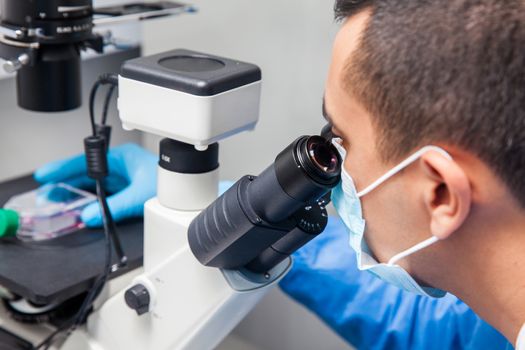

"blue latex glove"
[279,217,511,350]
[219,181,235,196]
[34,143,157,227]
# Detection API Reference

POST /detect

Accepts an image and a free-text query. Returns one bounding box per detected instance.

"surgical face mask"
[331,140,452,298]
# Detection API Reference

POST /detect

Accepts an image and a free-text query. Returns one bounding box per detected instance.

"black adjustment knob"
[125,284,150,316]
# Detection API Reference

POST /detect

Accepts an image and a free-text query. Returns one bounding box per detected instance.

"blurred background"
[0,1,351,349]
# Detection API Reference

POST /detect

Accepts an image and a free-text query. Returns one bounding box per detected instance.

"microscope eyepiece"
[188,134,342,272]
[299,135,340,181]
[274,136,341,205]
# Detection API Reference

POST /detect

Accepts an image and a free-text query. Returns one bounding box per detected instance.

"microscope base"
[65,198,284,350]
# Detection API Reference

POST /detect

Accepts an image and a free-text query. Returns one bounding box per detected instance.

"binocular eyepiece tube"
[188,135,342,273]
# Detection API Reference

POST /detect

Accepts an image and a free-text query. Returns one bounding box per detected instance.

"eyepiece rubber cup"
[297,136,341,183]
[274,136,342,202]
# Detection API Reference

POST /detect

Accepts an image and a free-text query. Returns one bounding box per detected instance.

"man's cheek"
[344,157,369,191]
[361,203,386,262]
[360,194,383,257]
[361,188,404,263]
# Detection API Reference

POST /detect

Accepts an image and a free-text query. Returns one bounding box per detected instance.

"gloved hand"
[279,217,510,349]
[219,181,235,196]
[34,143,157,227]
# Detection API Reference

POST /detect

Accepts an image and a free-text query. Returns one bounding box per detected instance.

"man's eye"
[321,122,345,140]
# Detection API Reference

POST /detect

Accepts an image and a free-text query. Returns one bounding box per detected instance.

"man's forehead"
[325,10,372,130]
[331,9,372,78]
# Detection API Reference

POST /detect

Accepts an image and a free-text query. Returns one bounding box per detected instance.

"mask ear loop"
[355,146,453,266]
[387,236,439,265]
[356,146,452,197]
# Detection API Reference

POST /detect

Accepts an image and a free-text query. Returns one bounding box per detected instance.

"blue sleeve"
[279,217,511,350]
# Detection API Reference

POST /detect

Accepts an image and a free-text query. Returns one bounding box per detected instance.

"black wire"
[73,181,113,326]
[99,183,127,266]
[89,80,103,136]
[34,74,120,350]
[33,323,69,350]
[101,84,116,125]
[33,182,113,350]
[95,78,127,265]
[89,73,119,134]
[96,82,127,266]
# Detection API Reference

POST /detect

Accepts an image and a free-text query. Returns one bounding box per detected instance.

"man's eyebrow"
[322,96,344,139]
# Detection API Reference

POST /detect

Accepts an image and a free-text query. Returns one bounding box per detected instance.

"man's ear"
[420,151,472,239]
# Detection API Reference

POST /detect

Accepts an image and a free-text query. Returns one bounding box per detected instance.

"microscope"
[0,4,343,343]
[53,49,342,349]
[0,1,343,349]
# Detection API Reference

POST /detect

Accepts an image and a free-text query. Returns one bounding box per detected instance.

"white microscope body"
[63,49,292,350]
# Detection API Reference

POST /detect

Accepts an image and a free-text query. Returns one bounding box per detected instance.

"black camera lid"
[120,49,261,96]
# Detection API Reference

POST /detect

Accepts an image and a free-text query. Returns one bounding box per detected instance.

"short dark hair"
[334,0,525,207]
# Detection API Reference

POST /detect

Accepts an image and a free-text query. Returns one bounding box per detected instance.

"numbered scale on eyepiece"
[188,135,342,273]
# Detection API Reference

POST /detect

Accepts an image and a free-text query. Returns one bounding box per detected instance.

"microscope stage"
[0,176,144,305]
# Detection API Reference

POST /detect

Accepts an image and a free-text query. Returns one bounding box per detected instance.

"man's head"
[326,0,525,290]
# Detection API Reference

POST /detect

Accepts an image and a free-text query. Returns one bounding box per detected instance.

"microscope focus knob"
[124,284,150,316]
